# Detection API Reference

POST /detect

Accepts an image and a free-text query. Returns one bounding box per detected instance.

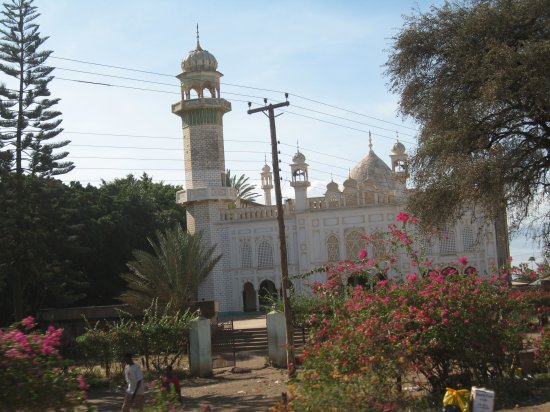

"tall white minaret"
[172,28,236,310]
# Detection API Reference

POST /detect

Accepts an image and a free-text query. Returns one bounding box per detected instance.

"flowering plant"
[285,213,536,411]
[0,316,91,410]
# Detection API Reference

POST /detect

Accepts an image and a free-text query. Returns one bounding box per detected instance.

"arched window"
[371,232,386,259]
[257,241,274,269]
[240,240,252,268]
[462,226,476,252]
[440,228,457,255]
[345,230,364,260]
[326,235,340,262]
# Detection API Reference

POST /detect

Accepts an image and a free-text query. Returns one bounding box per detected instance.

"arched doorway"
[242,282,257,312]
[258,280,278,310]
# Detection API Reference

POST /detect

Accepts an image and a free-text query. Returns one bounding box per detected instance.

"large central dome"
[350,149,396,191]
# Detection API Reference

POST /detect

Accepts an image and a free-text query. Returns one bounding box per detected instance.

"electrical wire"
[50,54,418,132]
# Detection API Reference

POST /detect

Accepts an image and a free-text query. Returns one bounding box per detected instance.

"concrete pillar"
[189,317,212,377]
[267,311,287,368]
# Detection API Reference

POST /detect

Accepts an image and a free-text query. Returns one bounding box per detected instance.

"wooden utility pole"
[247,98,295,376]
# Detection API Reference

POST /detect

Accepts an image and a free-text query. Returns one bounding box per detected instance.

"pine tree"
[0,0,73,178]
[0,0,74,321]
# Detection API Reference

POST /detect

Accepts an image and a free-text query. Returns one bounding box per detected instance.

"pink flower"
[458,256,468,266]
[396,211,410,222]
[20,316,36,331]
[358,249,367,259]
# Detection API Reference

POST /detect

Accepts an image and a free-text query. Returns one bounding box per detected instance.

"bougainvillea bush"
[0,316,90,410]
[286,213,538,411]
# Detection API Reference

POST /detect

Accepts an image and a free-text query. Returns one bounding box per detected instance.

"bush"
[286,212,535,411]
[0,316,90,410]
[75,300,193,380]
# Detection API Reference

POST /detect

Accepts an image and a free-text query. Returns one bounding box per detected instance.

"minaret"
[390,132,408,183]
[172,29,236,309]
[261,157,273,206]
[290,146,310,211]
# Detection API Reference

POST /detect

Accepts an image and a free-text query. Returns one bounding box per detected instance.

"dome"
[391,141,406,155]
[181,41,218,72]
[292,151,306,164]
[350,150,396,191]
[343,177,358,189]
[326,180,340,192]
[262,164,271,172]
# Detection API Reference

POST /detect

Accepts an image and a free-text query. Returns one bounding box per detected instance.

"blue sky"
[24,0,542,264]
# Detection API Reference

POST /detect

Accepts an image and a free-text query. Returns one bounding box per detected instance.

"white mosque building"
[172,36,508,313]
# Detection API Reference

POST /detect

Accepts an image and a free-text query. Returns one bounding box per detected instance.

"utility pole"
[248,97,295,376]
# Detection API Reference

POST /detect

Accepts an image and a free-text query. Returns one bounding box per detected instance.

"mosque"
[172,35,508,312]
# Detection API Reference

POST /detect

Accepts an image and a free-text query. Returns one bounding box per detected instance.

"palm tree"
[225,169,260,202]
[120,223,222,311]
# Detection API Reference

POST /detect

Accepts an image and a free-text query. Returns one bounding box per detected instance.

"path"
[87,312,287,411]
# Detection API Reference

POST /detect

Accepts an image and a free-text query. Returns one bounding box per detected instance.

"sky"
[16,0,542,264]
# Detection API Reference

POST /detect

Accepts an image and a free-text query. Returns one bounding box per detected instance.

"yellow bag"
[443,387,470,412]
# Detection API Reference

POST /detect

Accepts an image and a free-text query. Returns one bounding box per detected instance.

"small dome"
[343,177,358,189]
[391,141,406,155]
[262,164,271,172]
[292,151,306,164]
[326,180,339,192]
[182,41,218,72]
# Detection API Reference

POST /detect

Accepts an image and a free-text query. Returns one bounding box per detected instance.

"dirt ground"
[87,354,288,412]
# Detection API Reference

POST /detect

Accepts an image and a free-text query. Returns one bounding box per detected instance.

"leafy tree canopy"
[386,0,550,247]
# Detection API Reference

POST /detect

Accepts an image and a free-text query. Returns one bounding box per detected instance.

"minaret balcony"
[290,181,311,188]
[172,98,231,116]
[176,186,237,205]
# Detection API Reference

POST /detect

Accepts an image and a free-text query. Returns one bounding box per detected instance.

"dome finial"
[196,24,202,50]
[396,130,399,142]
[368,131,373,152]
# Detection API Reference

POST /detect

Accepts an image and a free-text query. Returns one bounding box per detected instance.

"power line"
[50,54,418,132]
[55,65,416,138]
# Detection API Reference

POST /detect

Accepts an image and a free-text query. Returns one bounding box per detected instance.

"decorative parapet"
[176,186,237,204]
[220,205,288,221]
[308,191,397,209]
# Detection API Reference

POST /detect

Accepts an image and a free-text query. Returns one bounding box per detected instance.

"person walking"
[122,353,145,411]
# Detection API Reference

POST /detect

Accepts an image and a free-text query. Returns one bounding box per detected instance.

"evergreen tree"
[0,0,73,320]
[0,0,72,177]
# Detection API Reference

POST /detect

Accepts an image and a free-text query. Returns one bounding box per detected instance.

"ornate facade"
[174,37,505,312]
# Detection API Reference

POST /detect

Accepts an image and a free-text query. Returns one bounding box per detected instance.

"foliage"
[75,300,193,379]
[537,331,550,371]
[144,378,184,411]
[0,316,90,410]
[70,174,185,307]
[0,0,75,321]
[385,0,550,247]
[225,168,260,202]
[120,223,221,312]
[285,213,536,411]
[0,174,87,325]
[0,0,73,177]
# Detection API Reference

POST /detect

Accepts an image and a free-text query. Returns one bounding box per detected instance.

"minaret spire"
[196,24,202,50]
